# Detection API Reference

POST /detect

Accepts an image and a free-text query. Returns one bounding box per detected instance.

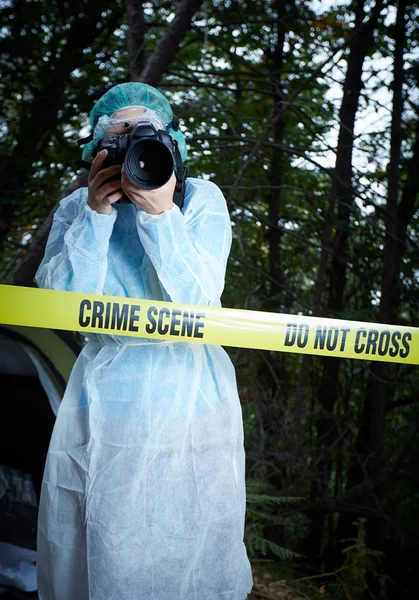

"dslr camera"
[94,122,179,190]
[78,121,187,208]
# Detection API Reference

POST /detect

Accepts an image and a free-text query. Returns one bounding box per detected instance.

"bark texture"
[306,0,384,562]
[137,0,204,86]
[127,0,147,80]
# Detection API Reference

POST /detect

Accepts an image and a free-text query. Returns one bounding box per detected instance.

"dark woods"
[1,1,419,598]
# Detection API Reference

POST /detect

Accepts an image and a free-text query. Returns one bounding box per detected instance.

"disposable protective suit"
[35,177,254,599]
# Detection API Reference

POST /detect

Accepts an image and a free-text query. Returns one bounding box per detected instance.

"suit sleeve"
[35,188,117,294]
[135,180,231,306]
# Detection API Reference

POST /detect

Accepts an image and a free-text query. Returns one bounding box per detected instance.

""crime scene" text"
[78,299,206,339]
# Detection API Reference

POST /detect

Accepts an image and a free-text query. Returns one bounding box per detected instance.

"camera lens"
[124,138,174,190]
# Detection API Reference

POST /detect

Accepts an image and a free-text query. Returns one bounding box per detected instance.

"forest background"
[1,0,419,598]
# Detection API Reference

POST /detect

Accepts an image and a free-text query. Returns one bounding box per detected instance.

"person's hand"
[121,167,176,215]
[87,150,123,215]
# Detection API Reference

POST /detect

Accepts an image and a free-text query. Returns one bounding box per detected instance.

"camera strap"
[74,134,94,170]
[77,133,93,146]
[173,142,187,212]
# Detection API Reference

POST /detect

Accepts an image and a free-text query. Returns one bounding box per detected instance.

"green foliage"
[245,481,304,561]
[246,533,301,561]
[0,0,127,278]
[336,519,388,599]
[304,519,390,600]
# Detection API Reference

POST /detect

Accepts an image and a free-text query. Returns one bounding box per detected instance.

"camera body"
[93,122,177,191]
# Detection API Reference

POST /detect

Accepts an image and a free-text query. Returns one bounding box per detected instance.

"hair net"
[81,82,187,163]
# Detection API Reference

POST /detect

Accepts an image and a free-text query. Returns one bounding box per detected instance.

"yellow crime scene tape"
[0,284,418,365]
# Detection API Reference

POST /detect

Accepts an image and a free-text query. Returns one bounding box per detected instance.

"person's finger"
[94,164,122,187]
[121,181,144,200]
[120,164,129,184]
[97,180,123,200]
[89,150,108,182]
[162,171,176,189]
[107,190,124,204]
[121,169,140,192]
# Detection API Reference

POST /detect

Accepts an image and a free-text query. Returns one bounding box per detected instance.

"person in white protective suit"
[35,82,253,600]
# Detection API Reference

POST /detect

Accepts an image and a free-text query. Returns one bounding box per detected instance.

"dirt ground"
[248,564,313,600]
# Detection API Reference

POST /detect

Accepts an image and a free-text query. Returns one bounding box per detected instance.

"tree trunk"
[357,0,407,465]
[265,0,287,307]
[127,0,147,80]
[335,6,419,597]
[306,0,384,564]
[138,0,204,86]
[342,0,417,549]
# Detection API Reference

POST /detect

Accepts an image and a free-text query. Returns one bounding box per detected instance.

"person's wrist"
[146,201,174,215]
[88,198,113,215]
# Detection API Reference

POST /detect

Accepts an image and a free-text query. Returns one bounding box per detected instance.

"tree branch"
[138,0,204,86]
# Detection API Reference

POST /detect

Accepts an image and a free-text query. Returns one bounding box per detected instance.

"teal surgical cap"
[82,82,187,162]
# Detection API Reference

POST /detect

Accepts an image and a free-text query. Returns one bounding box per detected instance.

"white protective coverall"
[35,177,253,600]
